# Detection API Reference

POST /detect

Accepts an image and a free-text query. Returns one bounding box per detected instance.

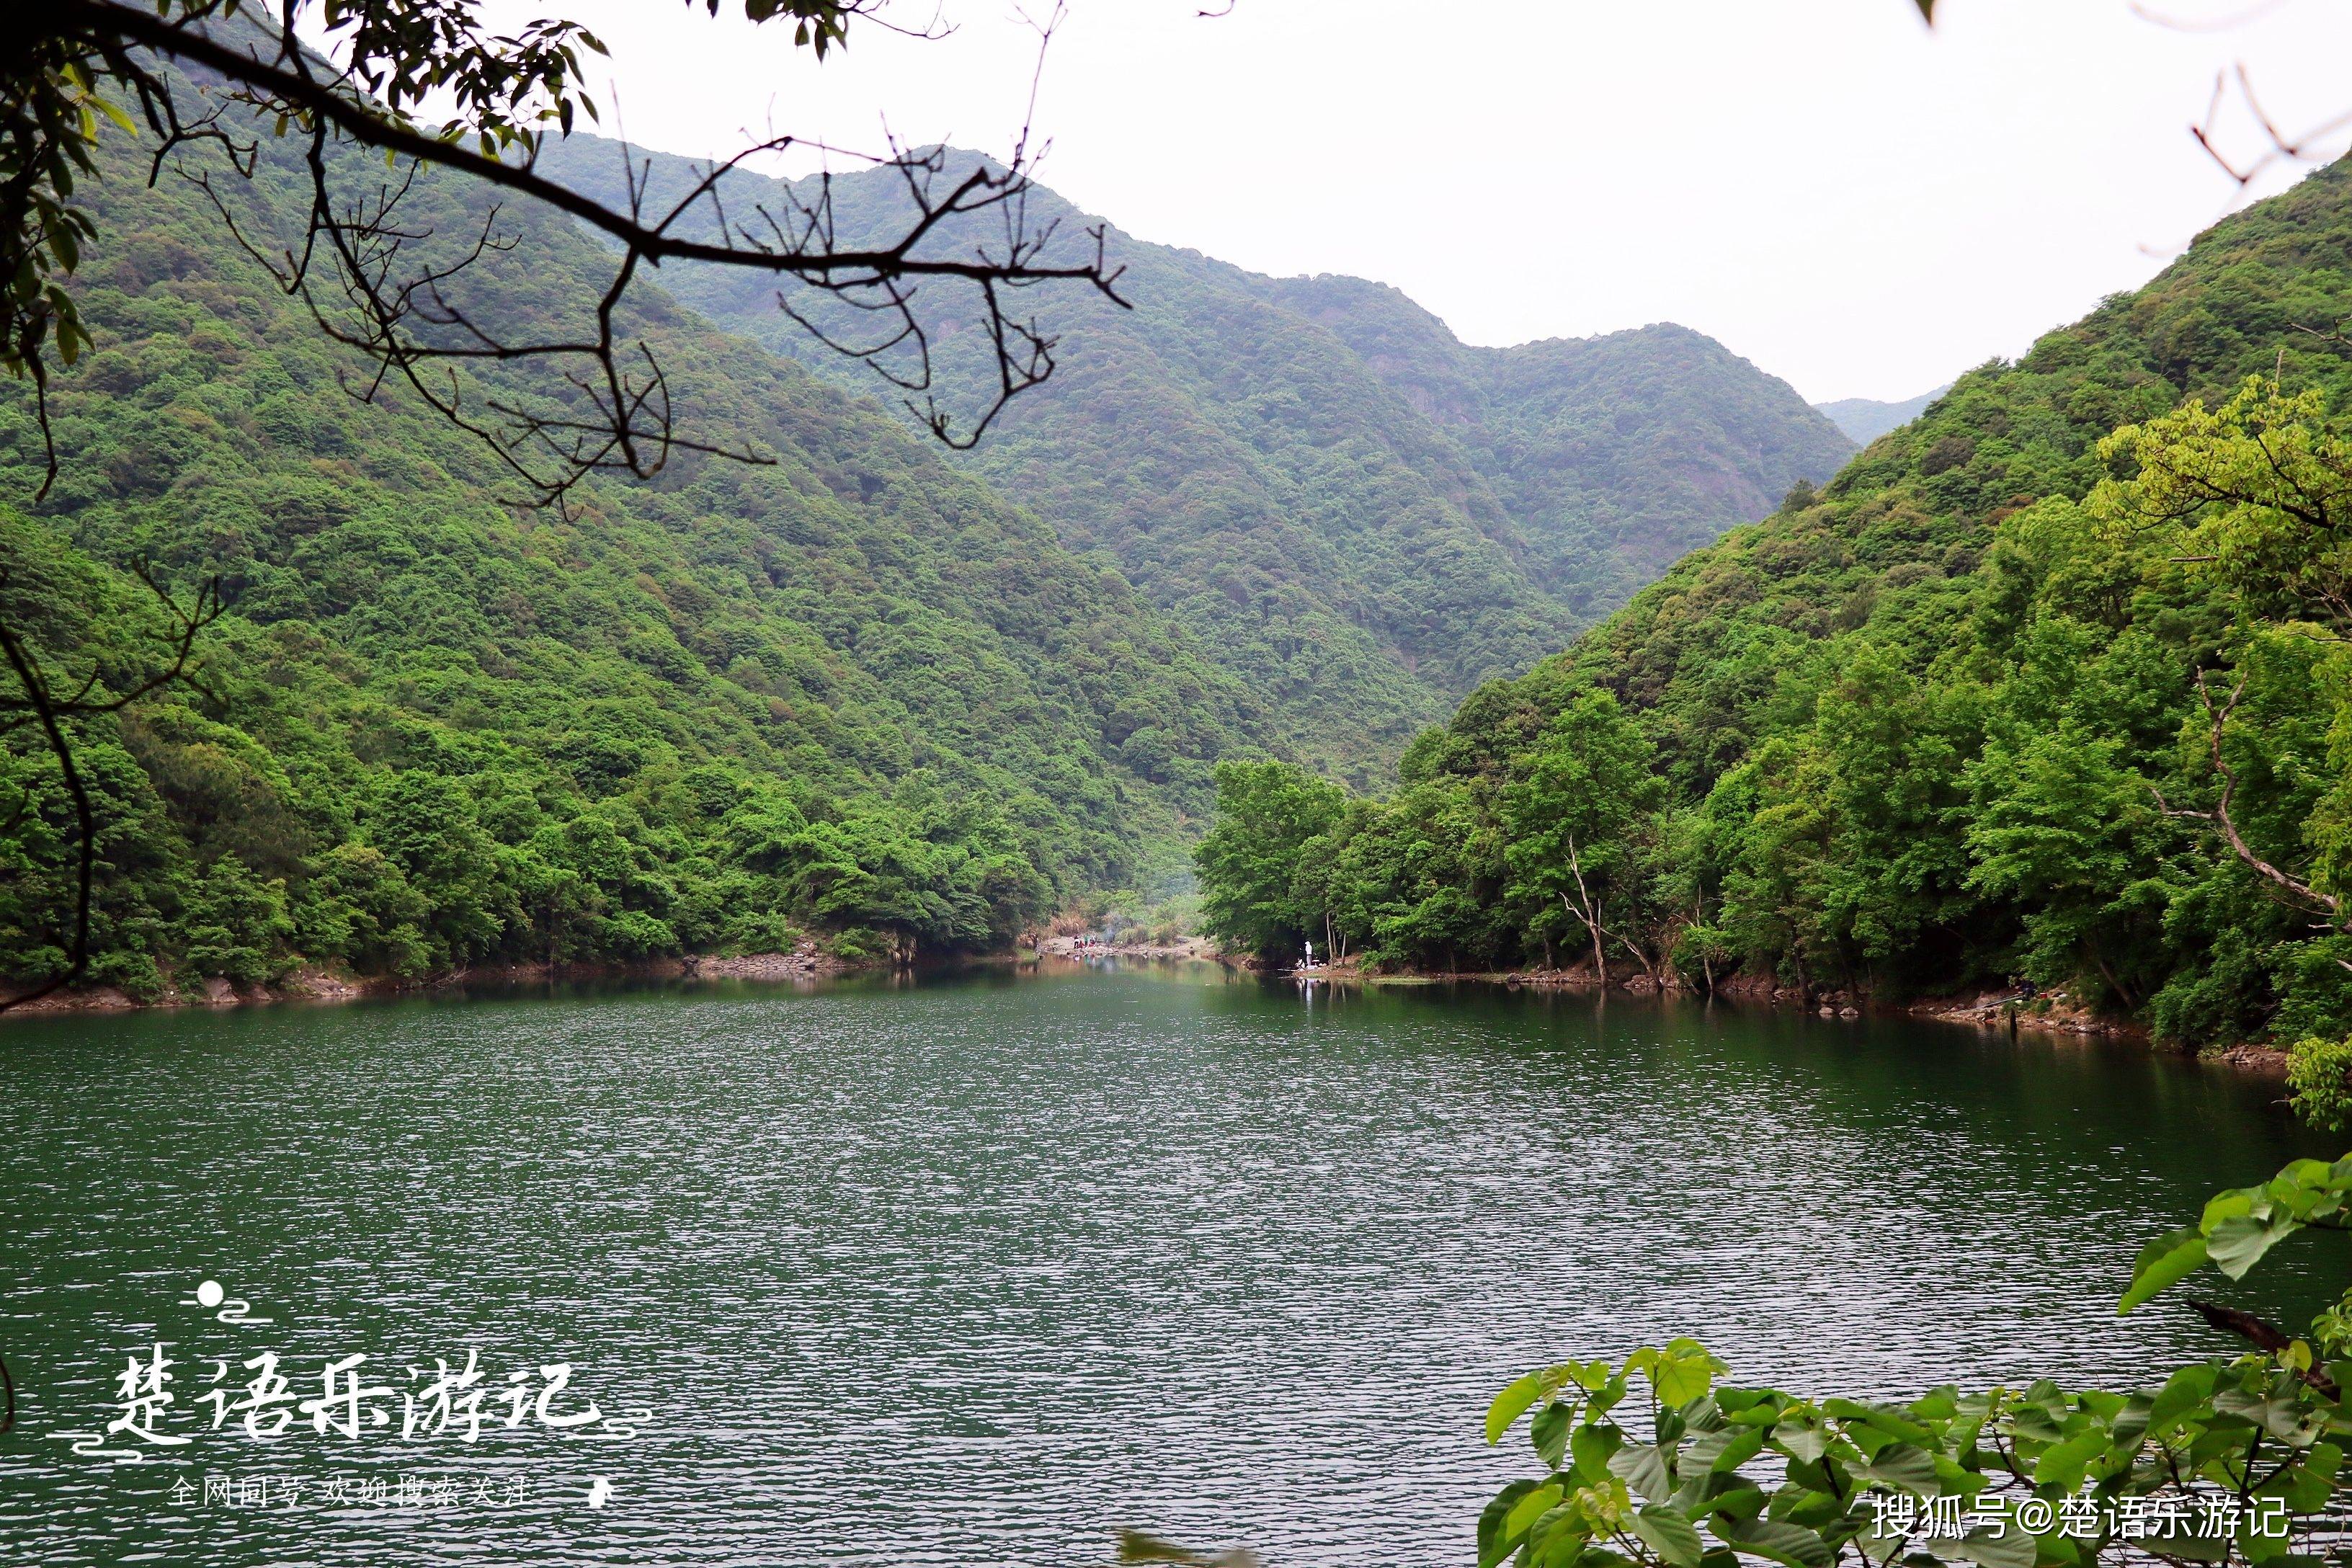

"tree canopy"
[0,61,1242,997]
[1,0,1133,1001]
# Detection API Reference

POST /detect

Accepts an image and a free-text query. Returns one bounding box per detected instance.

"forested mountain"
[1246,277,1855,615]
[0,78,1866,999]
[0,61,1262,994]
[535,138,1850,782]
[1814,385,1951,444]
[1198,155,2352,1067]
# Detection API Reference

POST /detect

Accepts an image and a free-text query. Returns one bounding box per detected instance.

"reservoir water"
[0,962,2339,1566]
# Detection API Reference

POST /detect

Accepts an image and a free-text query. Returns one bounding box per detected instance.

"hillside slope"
[1250,275,1853,616]
[1198,154,2352,1058]
[1567,161,2352,788]
[536,137,1850,782]
[0,72,1260,992]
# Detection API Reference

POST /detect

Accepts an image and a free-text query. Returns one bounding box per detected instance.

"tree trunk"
[2092,951,2137,1010]
[1616,927,1662,986]
[1564,835,1605,986]
[1693,891,1710,993]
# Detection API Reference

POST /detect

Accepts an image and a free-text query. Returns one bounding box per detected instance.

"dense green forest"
[0,62,1272,997]
[535,138,1850,785]
[1198,155,2352,1068]
[1246,277,1853,615]
[0,86,1845,997]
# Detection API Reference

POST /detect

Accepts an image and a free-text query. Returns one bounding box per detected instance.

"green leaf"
[1655,1346,1722,1407]
[2121,1226,2210,1313]
[1713,1515,1833,1568]
[90,93,137,135]
[2162,1525,2233,1564]
[1503,1483,1565,1543]
[1823,1400,1933,1444]
[1951,1523,2036,1568]
[2217,1385,2323,1444]
[1480,1480,1541,1568]
[1856,1443,1936,1496]
[1528,1505,1586,1568]
[1631,1506,1705,1568]
[2240,1517,2293,1564]
[2207,1213,2293,1280]
[2031,1427,2109,1492]
[1707,1424,1767,1474]
[1853,1520,1908,1567]
[1773,1417,1828,1464]
[1611,1441,1674,1502]
[2150,1363,2221,1433]
[2110,1391,2155,1450]
[1489,1371,1549,1445]
[1770,1486,1849,1531]
[1572,1420,1626,1483]
[1532,1402,1574,1470]
[1562,1358,1610,1392]
[2201,1187,2259,1231]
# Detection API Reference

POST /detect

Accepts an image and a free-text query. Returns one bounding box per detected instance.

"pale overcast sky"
[456,0,2352,403]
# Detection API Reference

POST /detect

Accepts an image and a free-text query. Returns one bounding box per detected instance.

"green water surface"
[0,962,2338,1566]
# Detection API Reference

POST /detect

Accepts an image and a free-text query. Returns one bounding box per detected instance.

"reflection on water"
[0,963,2338,1566]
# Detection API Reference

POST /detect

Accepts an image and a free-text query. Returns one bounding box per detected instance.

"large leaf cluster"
[1484,1152,2352,1568]
[1486,1350,2338,1568]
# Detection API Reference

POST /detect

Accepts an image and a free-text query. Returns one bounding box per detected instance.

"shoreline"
[1243,956,2289,1073]
[4,936,1234,1018]
[5,945,2294,1075]
[1,942,852,1018]
[1034,934,1218,961]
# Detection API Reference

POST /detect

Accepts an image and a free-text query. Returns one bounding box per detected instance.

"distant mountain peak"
[1814,383,1954,445]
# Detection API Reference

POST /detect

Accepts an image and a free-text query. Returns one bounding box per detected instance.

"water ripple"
[0,967,2336,1567]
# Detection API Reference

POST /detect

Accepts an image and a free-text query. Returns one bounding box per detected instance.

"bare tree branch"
[17,1,1128,507]
[2188,61,2352,195]
[2152,669,2345,926]
[0,568,224,1012]
[2185,1296,2341,1396]
[0,1,1126,1004]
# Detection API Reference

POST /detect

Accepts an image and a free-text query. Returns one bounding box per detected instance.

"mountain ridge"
[1244,275,1850,613]
[533,135,1852,780]
[1814,384,1953,444]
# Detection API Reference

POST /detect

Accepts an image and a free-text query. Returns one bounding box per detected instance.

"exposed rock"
[683,940,839,981]
[1907,986,2144,1043]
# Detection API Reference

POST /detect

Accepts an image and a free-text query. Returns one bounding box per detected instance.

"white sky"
[453,0,2352,403]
